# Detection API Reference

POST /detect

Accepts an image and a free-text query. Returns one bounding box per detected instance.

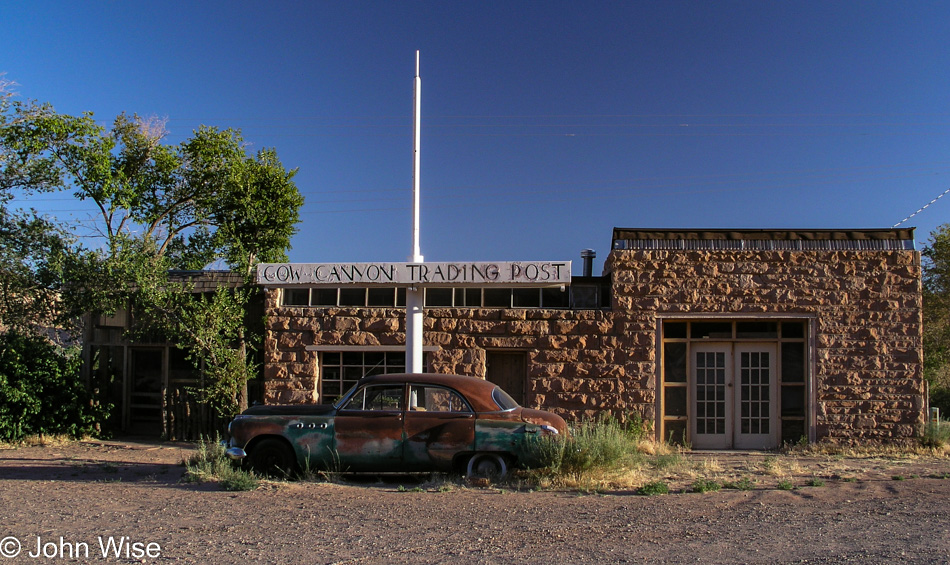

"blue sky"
[3,1,950,273]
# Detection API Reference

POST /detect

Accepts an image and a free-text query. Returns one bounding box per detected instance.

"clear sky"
[4,1,950,273]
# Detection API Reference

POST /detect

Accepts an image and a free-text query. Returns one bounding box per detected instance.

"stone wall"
[607,249,924,441]
[261,246,924,442]
[263,286,645,420]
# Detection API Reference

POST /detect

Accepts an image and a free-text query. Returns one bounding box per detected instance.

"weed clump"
[524,413,648,485]
[692,478,722,493]
[183,435,259,492]
[638,480,670,495]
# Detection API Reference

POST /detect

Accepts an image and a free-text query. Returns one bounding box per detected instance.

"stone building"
[261,228,924,448]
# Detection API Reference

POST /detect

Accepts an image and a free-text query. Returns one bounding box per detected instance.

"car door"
[333,383,406,471]
[403,384,475,471]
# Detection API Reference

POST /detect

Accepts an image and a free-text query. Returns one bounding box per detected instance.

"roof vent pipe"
[580,249,596,277]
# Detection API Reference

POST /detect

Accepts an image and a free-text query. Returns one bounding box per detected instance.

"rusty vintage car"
[225,373,567,478]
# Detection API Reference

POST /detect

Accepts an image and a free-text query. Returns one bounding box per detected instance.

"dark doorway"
[128,348,164,435]
[485,351,527,405]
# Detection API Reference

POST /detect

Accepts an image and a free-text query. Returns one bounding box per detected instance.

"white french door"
[691,343,778,449]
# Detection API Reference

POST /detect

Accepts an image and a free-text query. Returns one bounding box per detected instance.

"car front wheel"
[246,438,297,478]
[466,453,509,481]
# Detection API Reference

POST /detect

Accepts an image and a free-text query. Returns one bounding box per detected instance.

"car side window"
[408,385,472,413]
[342,385,404,411]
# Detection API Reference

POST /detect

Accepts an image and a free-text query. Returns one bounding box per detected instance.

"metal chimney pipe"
[581,249,596,277]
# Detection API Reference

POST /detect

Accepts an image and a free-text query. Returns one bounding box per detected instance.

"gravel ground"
[0,439,948,564]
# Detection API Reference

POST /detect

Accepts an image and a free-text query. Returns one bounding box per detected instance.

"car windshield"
[491,387,519,411]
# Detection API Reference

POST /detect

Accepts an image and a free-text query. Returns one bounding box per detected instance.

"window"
[284,289,310,306]
[491,387,519,411]
[281,282,607,310]
[342,385,403,411]
[320,351,410,403]
[408,385,471,413]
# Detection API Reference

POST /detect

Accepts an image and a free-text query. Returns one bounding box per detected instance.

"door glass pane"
[691,322,732,339]
[695,351,726,436]
[736,322,778,338]
[664,386,687,416]
[663,322,687,339]
[781,342,805,382]
[781,385,806,417]
[664,420,687,445]
[739,351,771,436]
[664,342,687,382]
[781,322,805,338]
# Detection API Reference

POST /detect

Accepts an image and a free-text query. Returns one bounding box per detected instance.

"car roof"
[356,373,505,412]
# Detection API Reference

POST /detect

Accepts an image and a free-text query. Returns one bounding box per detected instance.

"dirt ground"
[0,439,949,564]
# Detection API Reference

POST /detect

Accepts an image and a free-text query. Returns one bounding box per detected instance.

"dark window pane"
[736,322,778,338]
[364,352,384,367]
[664,420,687,445]
[425,287,453,307]
[781,385,806,417]
[571,285,599,309]
[664,342,687,383]
[367,288,396,307]
[396,288,407,307]
[323,366,341,381]
[313,288,338,306]
[323,352,340,365]
[782,342,805,382]
[782,322,806,339]
[322,382,341,401]
[342,352,363,365]
[512,288,540,308]
[664,322,687,339]
[386,351,406,368]
[664,386,687,416]
[691,322,732,339]
[284,289,310,306]
[338,288,365,306]
[483,288,511,307]
[781,419,806,444]
[542,287,569,308]
[454,288,481,307]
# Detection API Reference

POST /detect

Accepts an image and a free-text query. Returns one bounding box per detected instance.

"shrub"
[184,436,259,491]
[777,480,795,491]
[692,478,722,493]
[0,331,109,442]
[723,477,755,491]
[638,480,669,495]
[921,420,950,448]
[525,414,644,483]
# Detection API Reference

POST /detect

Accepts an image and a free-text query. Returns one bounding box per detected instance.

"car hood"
[519,408,568,434]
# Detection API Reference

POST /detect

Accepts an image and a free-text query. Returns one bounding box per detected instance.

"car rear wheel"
[466,453,509,481]
[246,438,297,478]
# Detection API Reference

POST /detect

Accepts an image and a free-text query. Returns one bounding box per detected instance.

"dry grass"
[0,434,80,449]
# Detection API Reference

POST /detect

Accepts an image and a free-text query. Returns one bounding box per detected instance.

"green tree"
[922,224,950,414]
[1,92,304,418]
[0,330,109,441]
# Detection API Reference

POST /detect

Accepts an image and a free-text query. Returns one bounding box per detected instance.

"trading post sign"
[257,261,571,287]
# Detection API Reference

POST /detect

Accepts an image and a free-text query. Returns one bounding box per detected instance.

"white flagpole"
[406,51,424,373]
